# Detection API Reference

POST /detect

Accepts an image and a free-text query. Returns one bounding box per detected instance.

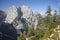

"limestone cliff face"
[5,5,41,32]
[21,5,33,19]
[20,5,34,27]
[5,6,18,24]
[0,5,42,35]
[32,12,41,30]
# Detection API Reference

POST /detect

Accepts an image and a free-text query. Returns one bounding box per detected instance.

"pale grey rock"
[21,5,33,21]
[57,25,60,40]
[20,5,34,27]
[21,5,41,30]
[32,11,41,30]
[5,6,18,24]
[5,5,42,34]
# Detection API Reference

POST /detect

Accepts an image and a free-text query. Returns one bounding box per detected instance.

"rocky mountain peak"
[5,6,18,24]
[21,5,33,20]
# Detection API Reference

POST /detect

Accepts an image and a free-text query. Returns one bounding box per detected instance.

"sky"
[0,0,59,15]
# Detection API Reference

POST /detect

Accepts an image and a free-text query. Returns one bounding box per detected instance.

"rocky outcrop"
[21,5,33,25]
[5,5,41,28]
[32,12,41,30]
[21,5,33,20]
[5,6,18,24]
[4,5,41,34]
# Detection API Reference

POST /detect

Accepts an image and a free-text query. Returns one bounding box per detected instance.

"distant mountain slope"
[0,10,6,22]
[3,5,41,34]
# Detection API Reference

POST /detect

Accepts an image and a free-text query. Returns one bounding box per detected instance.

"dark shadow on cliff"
[17,7,28,34]
[0,10,6,22]
[0,22,17,40]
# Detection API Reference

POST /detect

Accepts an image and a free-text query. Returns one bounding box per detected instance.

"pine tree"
[46,5,51,15]
[44,5,52,29]
[53,10,57,22]
[51,10,58,29]
[17,31,26,40]
[27,26,35,37]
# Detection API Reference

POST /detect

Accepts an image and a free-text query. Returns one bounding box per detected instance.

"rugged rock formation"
[21,5,33,25]
[5,5,41,34]
[21,5,33,20]
[5,6,18,24]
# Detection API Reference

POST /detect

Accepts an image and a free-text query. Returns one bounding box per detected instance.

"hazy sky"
[0,0,59,15]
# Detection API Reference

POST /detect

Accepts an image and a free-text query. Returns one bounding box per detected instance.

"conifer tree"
[44,5,52,29]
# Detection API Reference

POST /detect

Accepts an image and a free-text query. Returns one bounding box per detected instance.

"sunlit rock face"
[32,12,41,30]
[21,5,33,26]
[5,6,18,24]
[5,5,41,31]
[21,5,33,20]
[20,5,41,29]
